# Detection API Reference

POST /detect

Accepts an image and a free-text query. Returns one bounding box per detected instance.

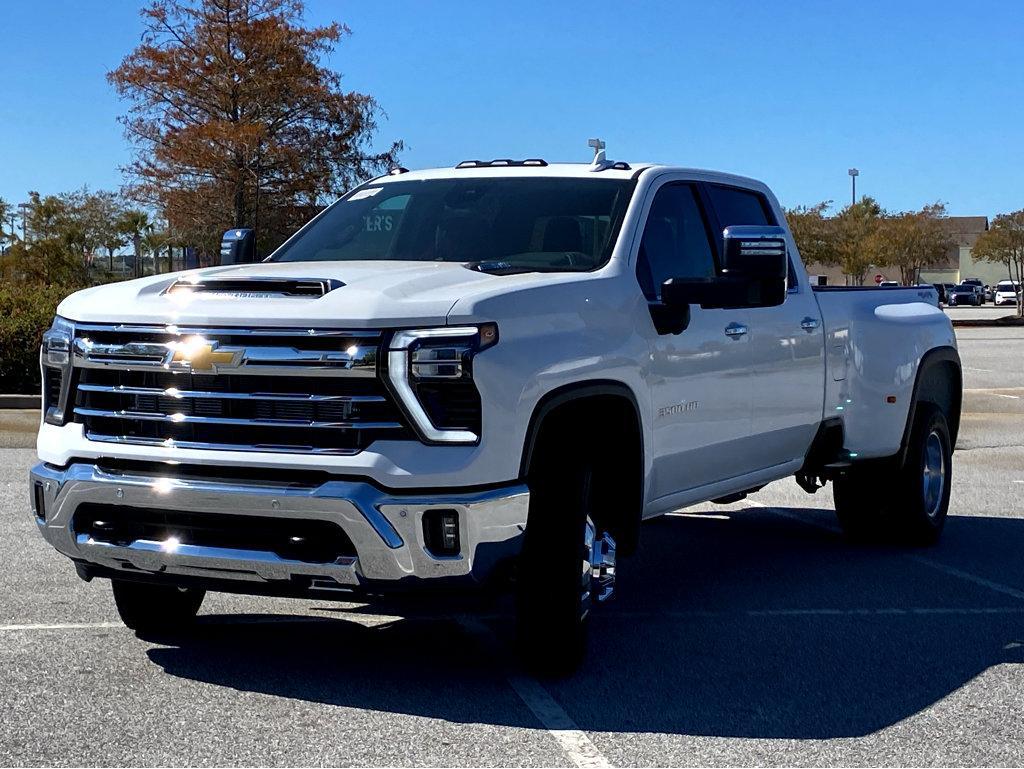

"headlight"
[40,316,74,425]
[387,324,498,444]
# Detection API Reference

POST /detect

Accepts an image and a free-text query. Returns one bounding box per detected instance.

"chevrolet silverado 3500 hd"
[32,156,961,670]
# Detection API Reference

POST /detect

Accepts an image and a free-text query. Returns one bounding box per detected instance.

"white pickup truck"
[32,155,961,670]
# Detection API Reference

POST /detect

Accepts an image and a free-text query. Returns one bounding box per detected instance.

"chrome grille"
[69,325,412,454]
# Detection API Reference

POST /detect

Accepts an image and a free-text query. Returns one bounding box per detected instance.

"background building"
[803,216,1001,286]
[920,216,998,286]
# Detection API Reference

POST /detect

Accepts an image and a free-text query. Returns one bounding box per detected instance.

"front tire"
[111,579,205,634]
[516,441,615,675]
[834,403,952,544]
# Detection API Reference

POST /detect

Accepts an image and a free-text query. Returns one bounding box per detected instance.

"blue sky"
[1,0,1022,217]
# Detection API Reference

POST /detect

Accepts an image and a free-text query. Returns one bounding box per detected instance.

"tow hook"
[586,523,616,603]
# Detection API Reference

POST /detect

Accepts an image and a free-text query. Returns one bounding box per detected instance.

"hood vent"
[166,277,344,298]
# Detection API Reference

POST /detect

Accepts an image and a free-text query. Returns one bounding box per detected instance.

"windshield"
[998,284,1020,292]
[271,177,635,272]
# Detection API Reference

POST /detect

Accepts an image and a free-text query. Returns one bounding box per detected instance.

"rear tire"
[111,579,205,634]
[834,403,952,545]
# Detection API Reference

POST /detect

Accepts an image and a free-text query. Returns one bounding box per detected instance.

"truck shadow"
[145,506,1024,739]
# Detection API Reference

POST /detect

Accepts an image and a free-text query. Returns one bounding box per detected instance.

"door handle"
[800,317,820,332]
[724,323,748,338]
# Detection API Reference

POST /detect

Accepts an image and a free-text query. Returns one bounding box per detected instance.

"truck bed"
[812,283,952,459]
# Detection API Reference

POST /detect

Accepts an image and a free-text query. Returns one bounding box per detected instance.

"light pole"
[17,202,31,242]
[848,168,859,206]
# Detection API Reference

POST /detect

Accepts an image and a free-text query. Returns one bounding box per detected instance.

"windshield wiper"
[467,260,533,275]
[466,260,588,275]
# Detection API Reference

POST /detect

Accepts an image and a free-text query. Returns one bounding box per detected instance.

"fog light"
[423,509,460,557]
[32,482,46,521]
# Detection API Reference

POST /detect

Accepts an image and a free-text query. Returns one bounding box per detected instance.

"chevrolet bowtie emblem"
[170,340,239,372]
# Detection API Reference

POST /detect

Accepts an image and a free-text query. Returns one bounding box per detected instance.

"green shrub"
[0,284,81,394]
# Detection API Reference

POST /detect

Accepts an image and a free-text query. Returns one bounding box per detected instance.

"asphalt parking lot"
[2,325,1023,767]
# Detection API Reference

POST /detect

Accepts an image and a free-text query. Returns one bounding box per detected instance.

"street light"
[17,202,32,242]
[848,168,859,206]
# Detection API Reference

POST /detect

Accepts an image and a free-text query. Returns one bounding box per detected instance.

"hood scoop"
[165,276,344,298]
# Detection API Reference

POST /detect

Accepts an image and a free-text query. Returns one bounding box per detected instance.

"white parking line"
[591,607,1024,620]
[0,622,122,632]
[665,511,731,520]
[906,555,1024,602]
[963,387,1024,399]
[456,617,612,769]
[745,500,1024,604]
[745,606,1024,617]
[505,674,613,769]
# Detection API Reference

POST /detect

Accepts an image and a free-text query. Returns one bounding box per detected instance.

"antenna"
[586,137,629,172]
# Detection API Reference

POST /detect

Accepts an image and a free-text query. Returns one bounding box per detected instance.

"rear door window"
[706,185,776,227]
[705,183,796,290]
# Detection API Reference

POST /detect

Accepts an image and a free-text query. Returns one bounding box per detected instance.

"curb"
[951,318,1024,328]
[0,409,38,449]
[0,394,41,409]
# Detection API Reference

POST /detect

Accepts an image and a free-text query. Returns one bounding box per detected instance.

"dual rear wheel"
[833,403,952,544]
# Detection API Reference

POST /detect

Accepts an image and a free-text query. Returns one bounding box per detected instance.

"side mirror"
[721,225,788,282]
[662,225,789,310]
[219,228,257,265]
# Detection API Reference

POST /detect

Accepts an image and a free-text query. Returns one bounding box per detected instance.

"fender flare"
[518,380,644,480]
[898,345,962,464]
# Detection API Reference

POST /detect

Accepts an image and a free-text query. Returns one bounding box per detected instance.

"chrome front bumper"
[30,463,529,592]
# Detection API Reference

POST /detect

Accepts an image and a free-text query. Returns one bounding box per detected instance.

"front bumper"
[30,462,529,593]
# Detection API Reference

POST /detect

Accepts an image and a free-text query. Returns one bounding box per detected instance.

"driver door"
[636,181,757,503]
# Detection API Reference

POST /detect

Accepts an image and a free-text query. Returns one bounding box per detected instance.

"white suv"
[995,280,1021,306]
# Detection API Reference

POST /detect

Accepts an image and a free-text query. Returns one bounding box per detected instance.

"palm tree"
[141,228,172,274]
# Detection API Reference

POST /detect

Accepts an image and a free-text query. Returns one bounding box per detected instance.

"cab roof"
[375,162,645,182]
[370,161,768,190]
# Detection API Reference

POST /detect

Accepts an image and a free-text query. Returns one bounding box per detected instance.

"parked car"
[961,277,986,304]
[948,284,981,306]
[932,283,948,304]
[31,156,960,670]
[994,280,1021,306]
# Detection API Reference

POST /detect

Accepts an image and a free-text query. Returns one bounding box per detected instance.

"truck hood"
[57,260,542,328]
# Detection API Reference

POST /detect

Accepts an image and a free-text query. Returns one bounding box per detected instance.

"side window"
[636,184,716,301]
[706,185,775,227]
